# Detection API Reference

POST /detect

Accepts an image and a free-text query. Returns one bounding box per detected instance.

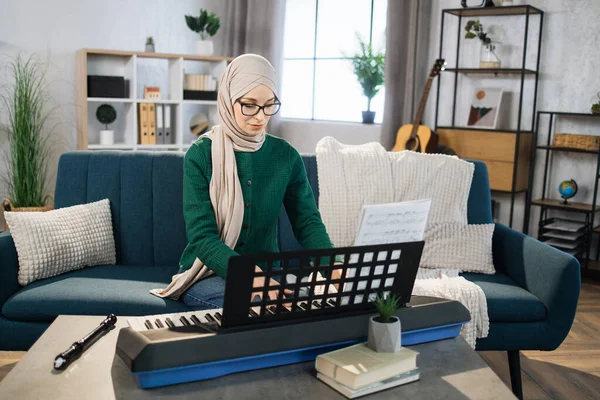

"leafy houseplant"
[346,35,385,124]
[367,293,402,353]
[1,54,53,228]
[465,20,501,68]
[145,36,155,53]
[592,92,600,115]
[185,9,220,55]
[96,104,117,145]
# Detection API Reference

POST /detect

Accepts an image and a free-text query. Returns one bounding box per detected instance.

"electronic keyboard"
[117,296,469,389]
[117,241,469,389]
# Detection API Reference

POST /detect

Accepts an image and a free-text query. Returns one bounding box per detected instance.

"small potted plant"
[465,20,501,68]
[145,36,155,53]
[591,92,600,115]
[367,292,402,353]
[185,9,220,55]
[346,35,385,124]
[96,104,117,145]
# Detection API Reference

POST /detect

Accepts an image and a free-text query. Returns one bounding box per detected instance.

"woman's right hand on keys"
[252,266,293,302]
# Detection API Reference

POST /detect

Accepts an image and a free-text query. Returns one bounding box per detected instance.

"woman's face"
[233,84,278,136]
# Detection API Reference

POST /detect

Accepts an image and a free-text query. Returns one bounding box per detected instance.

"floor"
[1,273,599,399]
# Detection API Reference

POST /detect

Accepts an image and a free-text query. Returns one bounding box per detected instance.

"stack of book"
[184,74,217,91]
[315,343,420,399]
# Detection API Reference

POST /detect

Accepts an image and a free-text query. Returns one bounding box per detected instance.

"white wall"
[424,0,600,242]
[280,119,382,153]
[0,0,226,230]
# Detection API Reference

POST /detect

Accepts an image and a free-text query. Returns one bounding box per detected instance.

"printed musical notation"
[354,199,431,246]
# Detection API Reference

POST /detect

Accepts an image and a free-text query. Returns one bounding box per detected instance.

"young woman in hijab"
[152,54,342,309]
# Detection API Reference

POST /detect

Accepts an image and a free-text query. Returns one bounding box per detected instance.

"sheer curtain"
[381,0,431,150]
[222,0,287,136]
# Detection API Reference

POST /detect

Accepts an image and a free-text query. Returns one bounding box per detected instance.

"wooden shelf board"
[444,68,537,75]
[182,100,218,105]
[88,97,134,103]
[135,99,180,104]
[531,199,600,212]
[536,145,599,155]
[88,145,135,150]
[444,5,543,17]
[136,145,181,150]
[83,48,233,62]
[436,126,532,134]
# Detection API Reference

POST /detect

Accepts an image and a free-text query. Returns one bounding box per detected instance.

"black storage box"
[183,90,218,101]
[87,75,127,98]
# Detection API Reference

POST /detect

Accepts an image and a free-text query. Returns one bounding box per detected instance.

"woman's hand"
[252,266,293,302]
[331,262,344,291]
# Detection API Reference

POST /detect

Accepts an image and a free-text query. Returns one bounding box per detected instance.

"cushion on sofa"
[461,272,546,322]
[2,264,190,322]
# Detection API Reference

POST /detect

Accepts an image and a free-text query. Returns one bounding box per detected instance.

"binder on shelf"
[156,104,164,144]
[163,104,173,144]
[138,103,149,145]
[147,103,157,145]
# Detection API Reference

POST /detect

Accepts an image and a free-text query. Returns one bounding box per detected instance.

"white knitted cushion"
[5,199,116,286]
[420,223,495,274]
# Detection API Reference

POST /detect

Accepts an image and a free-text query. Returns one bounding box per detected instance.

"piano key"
[214,312,222,322]
[155,319,165,329]
[127,318,144,331]
[190,314,202,326]
[179,316,191,326]
[204,313,216,323]
[165,318,175,328]
[144,320,154,330]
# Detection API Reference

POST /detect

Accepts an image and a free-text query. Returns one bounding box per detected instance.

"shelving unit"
[76,49,232,151]
[434,5,544,229]
[525,111,600,268]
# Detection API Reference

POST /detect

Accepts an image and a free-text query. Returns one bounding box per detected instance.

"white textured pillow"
[420,223,495,274]
[5,199,116,285]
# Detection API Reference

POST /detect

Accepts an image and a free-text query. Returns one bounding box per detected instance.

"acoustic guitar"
[392,59,446,153]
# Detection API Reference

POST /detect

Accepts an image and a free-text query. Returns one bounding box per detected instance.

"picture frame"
[467,87,503,129]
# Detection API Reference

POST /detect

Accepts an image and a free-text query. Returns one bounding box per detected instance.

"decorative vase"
[99,130,114,145]
[145,44,155,53]
[2,195,54,231]
[480,42,501,69]
[367,315,402,353]
[196,40,214,56]
[362,111,376,124]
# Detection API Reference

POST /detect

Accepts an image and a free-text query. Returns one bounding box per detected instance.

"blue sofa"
[0,151,580,397]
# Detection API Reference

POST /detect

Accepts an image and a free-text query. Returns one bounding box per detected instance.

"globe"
[558,179,578,204]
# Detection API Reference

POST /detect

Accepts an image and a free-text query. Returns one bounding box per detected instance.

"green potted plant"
[465,20,501,68]
[145,36,155,53]
[367,292,402,353]
[591,92,600,115]
[185,9,221,55]
[96,104,117,145]
[346,35,385,124]
[0,55,54,230]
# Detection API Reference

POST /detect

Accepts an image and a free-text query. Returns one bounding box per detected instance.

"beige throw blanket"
[316,137,491,348]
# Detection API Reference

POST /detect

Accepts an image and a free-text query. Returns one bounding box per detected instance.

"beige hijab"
[151,54,278,300]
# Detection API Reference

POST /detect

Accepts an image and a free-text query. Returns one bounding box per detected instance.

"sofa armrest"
[0,231,21,308]
[492,223,581,349]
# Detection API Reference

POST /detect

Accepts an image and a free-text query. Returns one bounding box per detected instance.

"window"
[281,0,387,123]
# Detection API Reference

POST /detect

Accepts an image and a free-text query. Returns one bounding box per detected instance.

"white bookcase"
[76,49,232,151]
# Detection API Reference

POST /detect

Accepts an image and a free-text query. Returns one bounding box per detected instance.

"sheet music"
[353,199,431,246]
[339,199,431,305]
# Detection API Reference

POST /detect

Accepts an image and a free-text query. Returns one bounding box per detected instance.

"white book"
[317,369,420,398]
[315,343,419,390]
[543,220,585,232]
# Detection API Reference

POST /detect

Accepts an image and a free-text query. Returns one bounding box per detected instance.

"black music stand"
[221,241,425,329]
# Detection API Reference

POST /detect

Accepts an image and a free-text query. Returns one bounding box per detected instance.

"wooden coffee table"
[0,315,515,399]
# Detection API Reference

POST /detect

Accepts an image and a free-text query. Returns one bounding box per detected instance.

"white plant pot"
[196,40,214,56]
[99,130,114,145]
[367,315,401,353]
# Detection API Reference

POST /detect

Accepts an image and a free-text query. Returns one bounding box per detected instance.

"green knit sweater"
[179,134,336,279]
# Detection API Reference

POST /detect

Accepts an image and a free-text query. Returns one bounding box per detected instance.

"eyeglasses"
[235,99,282,116]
